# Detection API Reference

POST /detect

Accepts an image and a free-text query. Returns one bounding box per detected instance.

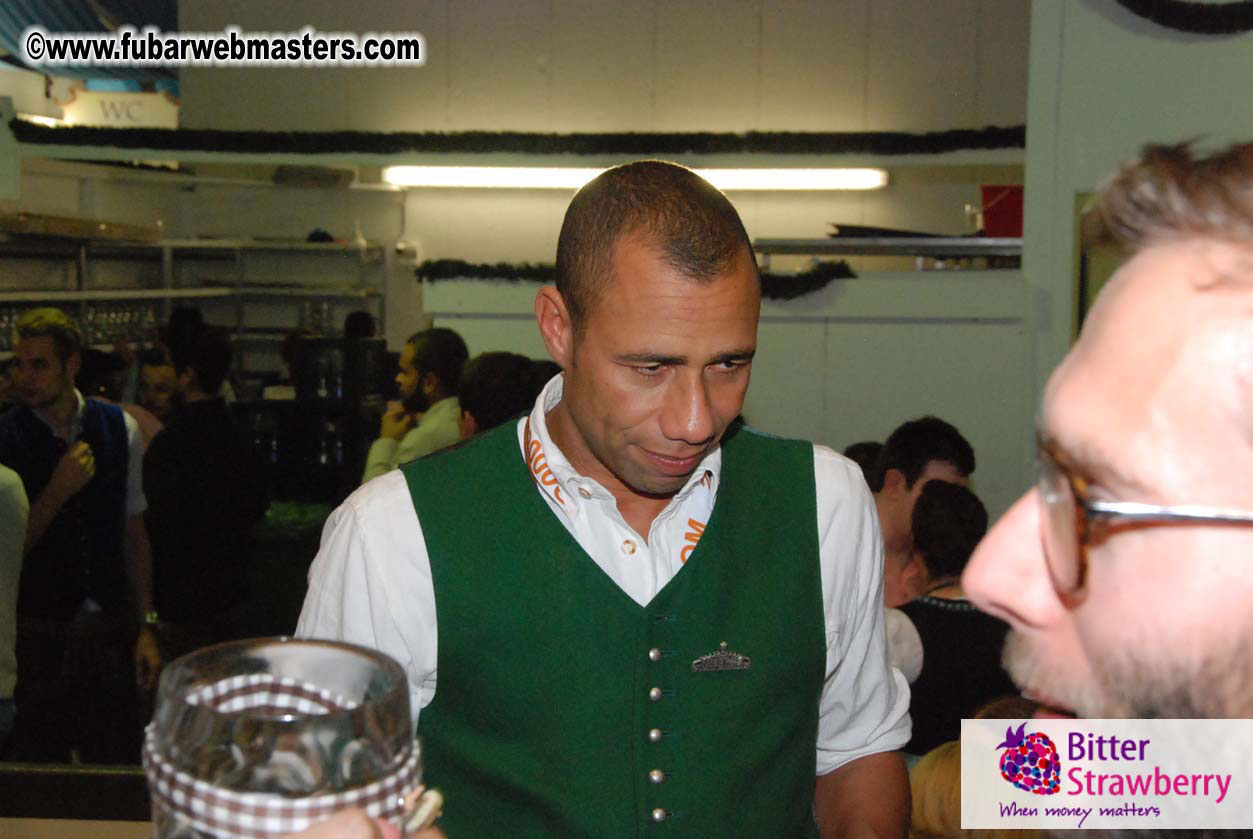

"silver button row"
[648,686,662,701]
[648,727,662,743]
[652,807,668,822]
[649,768,665,784]
[648,647,661,662]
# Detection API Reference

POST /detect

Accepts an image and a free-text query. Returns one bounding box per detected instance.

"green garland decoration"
[1114,0,1253,34]
[416,259,856,301]
[418,260,555,283]
[10,120,1024,157]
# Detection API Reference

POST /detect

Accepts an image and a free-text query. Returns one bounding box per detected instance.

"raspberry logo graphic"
[996,722,1061,795]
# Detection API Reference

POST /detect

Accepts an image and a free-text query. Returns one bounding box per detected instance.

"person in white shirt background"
[361,327,468,483]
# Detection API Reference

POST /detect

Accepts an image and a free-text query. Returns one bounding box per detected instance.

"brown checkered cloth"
[143,673,420,838]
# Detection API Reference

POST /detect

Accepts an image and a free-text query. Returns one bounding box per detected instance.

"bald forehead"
[1066,240,1253,379]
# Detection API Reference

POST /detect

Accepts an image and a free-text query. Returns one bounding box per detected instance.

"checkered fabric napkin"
[143,674,420,839]
[184,673,358,716]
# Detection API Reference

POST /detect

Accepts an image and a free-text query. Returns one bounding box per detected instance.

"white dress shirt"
[885,607,925,683]
[298,375,910,775]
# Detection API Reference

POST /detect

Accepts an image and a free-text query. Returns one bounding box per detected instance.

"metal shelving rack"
[0,238,390,360]
[753,236,1022,270]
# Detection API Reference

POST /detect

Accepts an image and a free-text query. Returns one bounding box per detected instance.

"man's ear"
[901,554,927,601]
[421,370,440,397]
[883,468,907,495]
[535,285,575,369]
[459,409,477,440]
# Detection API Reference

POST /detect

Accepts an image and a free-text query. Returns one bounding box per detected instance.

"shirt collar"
[31,388,86,441]
[423,395,459,422]
[524,374,721,511]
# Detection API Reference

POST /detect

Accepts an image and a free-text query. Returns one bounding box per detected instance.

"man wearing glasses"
[964,141,1253,720]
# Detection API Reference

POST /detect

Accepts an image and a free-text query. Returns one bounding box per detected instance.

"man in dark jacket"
[143,324,267,662]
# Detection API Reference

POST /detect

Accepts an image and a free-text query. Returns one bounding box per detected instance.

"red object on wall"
[981,185,1024,237]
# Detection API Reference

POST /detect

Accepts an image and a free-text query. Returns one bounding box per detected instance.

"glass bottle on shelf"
[0,307,15,351]
[330,346,344,400]
[315,353,330,399]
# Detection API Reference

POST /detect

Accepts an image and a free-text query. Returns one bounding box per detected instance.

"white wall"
[1023,1,1253,401]
[179,0,1029,133]
[0,65,76,120]
[180,0,1031,265]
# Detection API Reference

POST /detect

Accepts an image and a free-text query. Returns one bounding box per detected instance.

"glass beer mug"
[144,638,420,839]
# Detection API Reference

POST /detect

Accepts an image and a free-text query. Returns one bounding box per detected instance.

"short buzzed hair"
[14,307,83,362]
[411,327,469,392]
[912,480,988,580]
[555,160,756,330]
[843,440,884,490]
[875,416,975,489]
[458,351,546,433]
[169,324,233,395]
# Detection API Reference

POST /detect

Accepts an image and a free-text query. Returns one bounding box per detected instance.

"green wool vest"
[403,422,825,838]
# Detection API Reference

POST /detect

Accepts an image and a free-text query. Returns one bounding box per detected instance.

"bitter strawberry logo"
[996,722,1061,795]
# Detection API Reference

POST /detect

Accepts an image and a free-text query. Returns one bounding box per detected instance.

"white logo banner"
[961,719,1253,830]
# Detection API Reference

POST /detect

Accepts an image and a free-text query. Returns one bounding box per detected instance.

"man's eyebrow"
[616,348,757,366]
[618,352,686,366]
[710,348,756,364]
[1037,428,1150,497]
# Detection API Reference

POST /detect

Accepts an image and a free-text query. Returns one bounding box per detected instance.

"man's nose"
[659,373,715,446]
[963,489,1062,630]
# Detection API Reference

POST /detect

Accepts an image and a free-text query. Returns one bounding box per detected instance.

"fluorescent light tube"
[382,165,888,191]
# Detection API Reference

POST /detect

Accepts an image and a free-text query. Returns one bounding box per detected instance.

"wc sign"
[60,90,178,128]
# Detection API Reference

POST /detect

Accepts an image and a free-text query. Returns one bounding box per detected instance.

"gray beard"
[1003,628,1253,719]
[1008,631,1253,839]
[1093,634,1253,719]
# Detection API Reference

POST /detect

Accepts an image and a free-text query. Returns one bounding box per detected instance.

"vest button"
[648,686,662,701]
[648,647,661,662]
[652,808,668,822]
[649,768,665,784]
[622,539,637,555]
[647,727,662,743]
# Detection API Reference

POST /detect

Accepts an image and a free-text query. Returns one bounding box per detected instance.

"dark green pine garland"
[10,120,1023,157]
[416,259,855,301]
[1114,0,1253,34]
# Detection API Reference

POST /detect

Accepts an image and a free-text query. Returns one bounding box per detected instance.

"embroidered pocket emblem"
[691,641,751,672]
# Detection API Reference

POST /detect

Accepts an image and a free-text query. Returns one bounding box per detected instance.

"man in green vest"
[298,160,911,838]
